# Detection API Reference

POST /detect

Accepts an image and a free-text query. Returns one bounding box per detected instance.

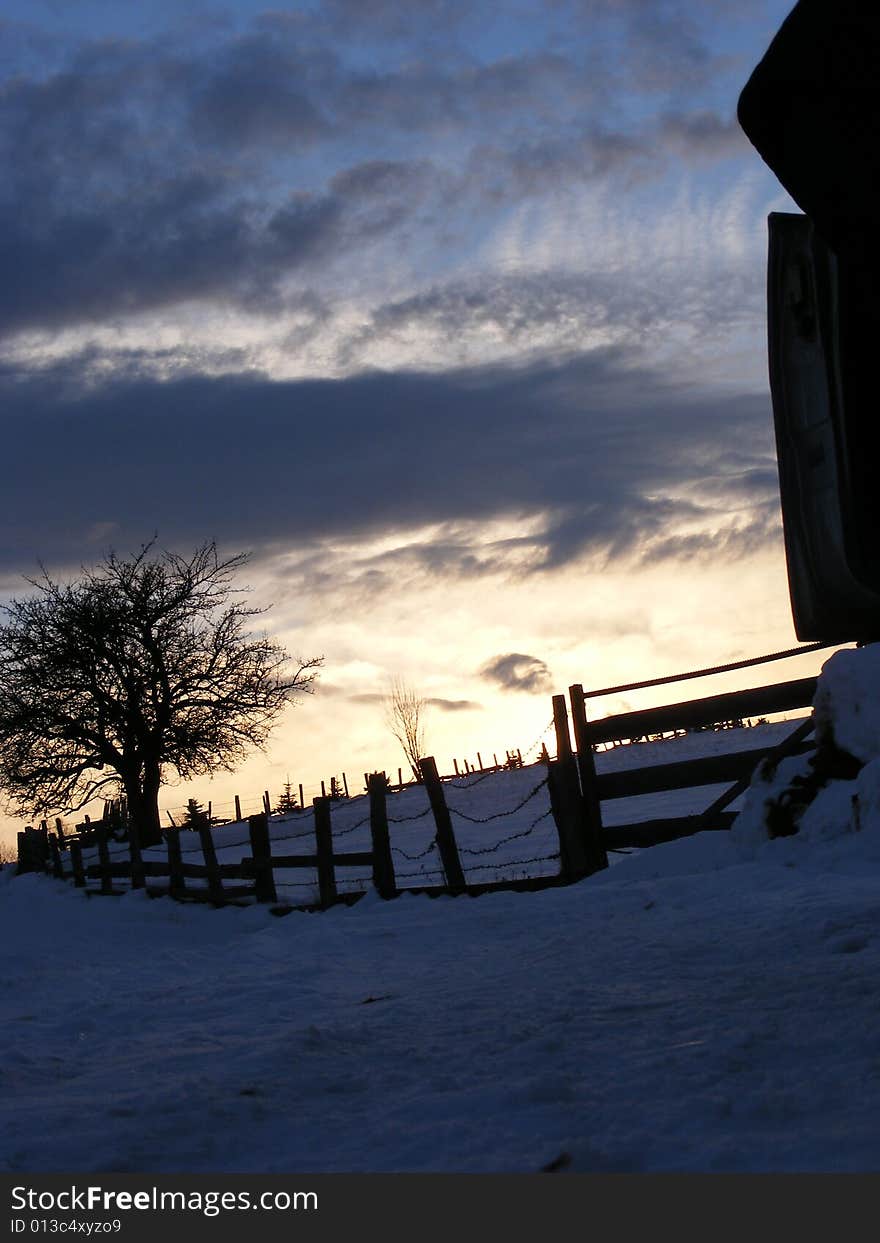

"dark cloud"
[564,0,740,94]
[426,698,482,712]
[0,155,443,337]
[480,653,553,694]
[0,9,761,340]
[0,347,779,578]
[186,34,331,148]
[658,110,748,162]
[322,689,478,711]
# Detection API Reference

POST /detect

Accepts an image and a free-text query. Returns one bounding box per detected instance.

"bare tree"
[385,677,428,781]
[0,540,322,846]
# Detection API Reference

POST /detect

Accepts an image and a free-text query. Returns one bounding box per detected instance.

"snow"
[2,657,879,1173]
[73,719,801,898]
[813,643,880,763]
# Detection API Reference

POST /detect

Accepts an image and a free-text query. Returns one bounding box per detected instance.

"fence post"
[568,684,608,872]
[128,821,146,890]
[368,773,397,899]
[248,812,278,904]
[547,757,590,880]
[69,840,86,888]
[197,823,224,905]
[48,832,65,880]
[313,797,338,907]
[17,825,50,875]
[552,694,573,761]
[419,756,465,893]
[234,794,242,822]
[96,822,113,895]
[165,828,186,900]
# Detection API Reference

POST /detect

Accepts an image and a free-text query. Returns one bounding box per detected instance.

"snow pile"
[813,643,880,763]
[734,644,880,858]
[2,647,880,1173]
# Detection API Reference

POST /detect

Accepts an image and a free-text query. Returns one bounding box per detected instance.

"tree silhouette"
[385,677,428,781]
[0,540,322,846]
[276,779,298,815]
[183,797,209,830]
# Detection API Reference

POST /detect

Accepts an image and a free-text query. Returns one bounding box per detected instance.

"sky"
[0,0,812,836]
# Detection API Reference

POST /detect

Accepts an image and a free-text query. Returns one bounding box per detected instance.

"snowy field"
[2,653,880,1173]
[71,718,803,901]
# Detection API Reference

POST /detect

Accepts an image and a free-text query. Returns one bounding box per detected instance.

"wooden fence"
[16,646,832,909]
[16,755,603,911]
[554,675,818,850]
[141,749,526,831]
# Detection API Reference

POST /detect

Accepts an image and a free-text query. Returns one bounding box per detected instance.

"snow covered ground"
[74,718,802,901]
[2,654,879,1173]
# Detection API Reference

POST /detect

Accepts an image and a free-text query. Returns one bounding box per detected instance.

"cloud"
[657,109,748,161]
[0,8,769,342]
[326,688,478,711]
[0,345,779,578]
[426,697,483,712]
[0,156,443,338]
[480,653,553,693]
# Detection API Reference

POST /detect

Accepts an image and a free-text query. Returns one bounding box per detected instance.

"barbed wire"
[326,811,372,838]
[521,718,556,759]
[472,849,560,872]
[388,804,434,824]
[392,836,438,862]
[446,776,547,824]
[394,847,560,883]
[457,806,553,857]
[447,765,500,790]
[178,835,252,856]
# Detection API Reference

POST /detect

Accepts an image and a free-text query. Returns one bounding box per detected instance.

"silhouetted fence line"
[15,645,835,912]
[18,752,602,910]
[556,645,824,851]
[126,746,531,833]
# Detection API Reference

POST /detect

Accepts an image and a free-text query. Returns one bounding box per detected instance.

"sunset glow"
[1,0,808,840]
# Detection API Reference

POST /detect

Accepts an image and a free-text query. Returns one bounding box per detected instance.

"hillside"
[1,657,878,1172]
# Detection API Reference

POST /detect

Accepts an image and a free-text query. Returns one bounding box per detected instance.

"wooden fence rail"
[555,675,818,851]
[16,655,827,911]
[574,677,817,748]
[20,756,601,910]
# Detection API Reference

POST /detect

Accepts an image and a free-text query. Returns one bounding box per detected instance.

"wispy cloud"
[0,3,780,348]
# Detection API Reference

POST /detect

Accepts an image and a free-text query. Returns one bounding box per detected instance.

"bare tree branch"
[0,540,323,842]
[384,677,429,781]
